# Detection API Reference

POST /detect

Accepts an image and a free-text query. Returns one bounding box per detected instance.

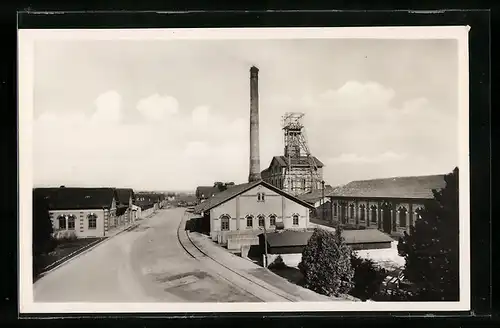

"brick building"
[327,174,447,236]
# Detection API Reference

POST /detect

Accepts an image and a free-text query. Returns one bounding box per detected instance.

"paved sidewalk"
[187,231,342,302]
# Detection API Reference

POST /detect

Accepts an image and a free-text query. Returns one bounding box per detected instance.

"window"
[359,205,366,222]
[349,204,355,219]
[88,214,97,229]
[67,215,75,230]
[246,216,253,228]
[269,215,276,226]
[257,193,261,201]
[399,207,407,227]
[292,214,299,226]
[258,215,265,227]
[257,192,266,202]
[333,203,337,216]
[370,206,377,223]
[58,216,66,230]
[221,215,230,231]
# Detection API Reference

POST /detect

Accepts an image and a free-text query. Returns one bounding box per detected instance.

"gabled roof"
[269,155,324,168]
[134,192,163,206]
[195,186,221,199]
[328,174,447,200]
[34,187,116,210]
[194,180,315,214]
[115,188,134,205]
[297,186,335,204]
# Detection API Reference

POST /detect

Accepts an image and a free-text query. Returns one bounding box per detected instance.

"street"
[33,208,261,302]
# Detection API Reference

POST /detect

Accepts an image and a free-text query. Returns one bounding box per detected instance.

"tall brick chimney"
[248,66,261,182]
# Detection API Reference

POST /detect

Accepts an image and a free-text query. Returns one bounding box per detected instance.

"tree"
[32,191,56,257]
[398,167,459,301]
[299,227,354,297]
[350,254,387,301]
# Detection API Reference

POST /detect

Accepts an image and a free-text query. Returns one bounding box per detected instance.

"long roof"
[342,229,394,244]
[267,230,314,248]
[297,186,335,204]
[268,155,324,169]
[194,180,315,214]
[328,174,446,199]
[115,188,134,205]
[265,229,394,248]
[195,186,220,198]
[34,187,116,210]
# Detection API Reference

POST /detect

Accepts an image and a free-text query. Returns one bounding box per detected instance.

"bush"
[398,167,460,301]
[52,230,78,243]
[350,254,387,301]
[268,255,287,270]
[32,192,56,256]
[299,227,354,297]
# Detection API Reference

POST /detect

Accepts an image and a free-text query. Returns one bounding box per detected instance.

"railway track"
[176,210,296,302]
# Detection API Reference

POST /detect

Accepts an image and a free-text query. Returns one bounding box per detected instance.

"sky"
[32,38,459,191]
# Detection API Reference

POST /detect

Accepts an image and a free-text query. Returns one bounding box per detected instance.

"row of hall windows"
[56,214,98,230]
[219,214,300,231]
[332,203,423,228]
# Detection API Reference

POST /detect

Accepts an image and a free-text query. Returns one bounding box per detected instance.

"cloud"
[136,94,179,121]
[191,105,210,128]
[92,90,122,124]
[328,151,407,164]
[265,80,457,185]
[33,91,250,190]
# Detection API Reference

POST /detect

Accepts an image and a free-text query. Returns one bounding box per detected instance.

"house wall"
[209,184,310,245]
[267,253,303,268]
[329,196,427,235]
[50,208,106,238]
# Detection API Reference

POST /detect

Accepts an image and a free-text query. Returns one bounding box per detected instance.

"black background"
[1,3,493,328]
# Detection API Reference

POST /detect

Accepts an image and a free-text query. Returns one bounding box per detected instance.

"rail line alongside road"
[176,210,296,302]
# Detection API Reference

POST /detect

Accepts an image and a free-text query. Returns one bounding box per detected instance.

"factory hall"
[191,64,449,256]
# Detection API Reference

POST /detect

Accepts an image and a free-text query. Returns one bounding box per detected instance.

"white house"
[193,180,315,255]
[34,186,118,238]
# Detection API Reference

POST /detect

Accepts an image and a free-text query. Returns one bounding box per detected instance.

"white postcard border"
[18,26,471,314]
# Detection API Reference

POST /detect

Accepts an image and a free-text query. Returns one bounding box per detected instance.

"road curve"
[33,208,261,302]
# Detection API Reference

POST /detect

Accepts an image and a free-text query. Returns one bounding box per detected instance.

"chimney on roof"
[248,66,262,182]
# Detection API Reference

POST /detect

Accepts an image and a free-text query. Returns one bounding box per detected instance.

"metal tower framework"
[281,112,322,196]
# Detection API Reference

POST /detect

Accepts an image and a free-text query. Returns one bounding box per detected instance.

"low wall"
[267,253,303,268]
[227,235,260,251]
[140,207,155,218]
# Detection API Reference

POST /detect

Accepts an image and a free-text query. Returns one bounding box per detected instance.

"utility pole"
[321,180,325,221]
[263,222,268,268]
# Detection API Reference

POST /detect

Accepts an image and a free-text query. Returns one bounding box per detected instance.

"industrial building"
[327,174,447,236]
[193,180,314,251]
[192,66,315,257]
[261,112,325,196]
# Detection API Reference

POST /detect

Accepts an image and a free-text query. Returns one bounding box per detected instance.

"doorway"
[381,202,392,234]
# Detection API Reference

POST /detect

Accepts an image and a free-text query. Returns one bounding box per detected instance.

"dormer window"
[85,195,91,199]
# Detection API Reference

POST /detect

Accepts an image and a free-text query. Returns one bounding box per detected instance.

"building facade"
[114,188,135,227]
[193,180,314,250]
[327,174,447,236]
